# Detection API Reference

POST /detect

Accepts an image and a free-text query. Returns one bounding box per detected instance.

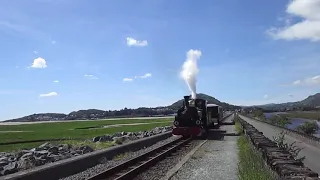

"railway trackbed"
[86,136,192,180]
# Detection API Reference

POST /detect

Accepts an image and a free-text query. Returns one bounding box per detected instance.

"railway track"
[86,136,192,180]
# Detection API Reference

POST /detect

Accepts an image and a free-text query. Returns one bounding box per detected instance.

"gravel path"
[133,140,202,180]
[169,136,239,180]
[59,135,181,180]
[169,115,239,180]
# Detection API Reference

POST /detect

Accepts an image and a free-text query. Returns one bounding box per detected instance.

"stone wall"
[237,115,320,180]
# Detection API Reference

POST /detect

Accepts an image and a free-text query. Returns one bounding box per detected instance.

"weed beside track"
[235,117,276,180]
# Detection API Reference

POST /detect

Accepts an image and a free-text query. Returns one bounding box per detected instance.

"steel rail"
[86,136,192,180]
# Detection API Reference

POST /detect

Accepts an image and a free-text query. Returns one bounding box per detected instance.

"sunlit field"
[0,118,173,152]
[281,111,320,120]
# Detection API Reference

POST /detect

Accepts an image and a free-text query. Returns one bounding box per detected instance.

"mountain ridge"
[255,93,320,110]
[3,93,320,122]
[3,93,239,122]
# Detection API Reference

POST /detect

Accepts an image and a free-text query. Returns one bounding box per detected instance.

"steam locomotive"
[172,95,223,137]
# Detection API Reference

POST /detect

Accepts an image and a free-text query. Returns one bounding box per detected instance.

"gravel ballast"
[59,135,181,180]
[170,136,239,180]
[133,115,236,180]
[133,140,202,180]
[169,116,239,180]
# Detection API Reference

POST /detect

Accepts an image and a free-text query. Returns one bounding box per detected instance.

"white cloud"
[292,75,320,86]
[124,73,152,82]
[264,94,268,99]
[138,73,152,78]
[53,80,59,83]
[31,57,47,68]
[39,92,58,97]
[33,51,38,54]
[305,75,320,85]
[267,0,320,41]
[51,40,56,44]
[84,74,98,80]
[123,78,133,82]
[288,94,294,97]
[293,80,301,85]
[126,37,148,47]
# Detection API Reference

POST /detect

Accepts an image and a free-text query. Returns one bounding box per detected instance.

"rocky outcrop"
[92,126,173,144]
[237,116,320,180]
[0,126,173,177]
[0,142,94,176]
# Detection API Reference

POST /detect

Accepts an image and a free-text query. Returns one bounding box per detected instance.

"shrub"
[296,121,319,135]
[269,115,291,127]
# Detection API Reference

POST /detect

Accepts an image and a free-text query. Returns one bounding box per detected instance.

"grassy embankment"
[280,111,320,121]
[235,116,276,180]
[0,118,173,152]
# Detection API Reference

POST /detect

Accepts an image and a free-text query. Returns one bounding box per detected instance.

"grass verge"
[281,111,320,120]
[0,120,172,143]
[235,117,276,180]
[0,120,172,152]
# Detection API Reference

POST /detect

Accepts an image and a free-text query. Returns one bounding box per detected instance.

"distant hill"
[300,93,320,107]
[4,107,175,122]
[169,93,241,110]
[5,93,320,122]
[255,93,320,111]
[3,93,240,122]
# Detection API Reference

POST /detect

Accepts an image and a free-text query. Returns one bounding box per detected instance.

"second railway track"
[86,136,193,180]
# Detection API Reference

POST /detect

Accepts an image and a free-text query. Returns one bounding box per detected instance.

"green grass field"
[0,118,173,152]
[235,118,276,180]
[281,111,320,120]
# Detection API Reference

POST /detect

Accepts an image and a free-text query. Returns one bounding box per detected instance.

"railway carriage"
[172,95,223,137]
[207,103,223,125]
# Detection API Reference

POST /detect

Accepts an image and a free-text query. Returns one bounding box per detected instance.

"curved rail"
[86,136,192,180]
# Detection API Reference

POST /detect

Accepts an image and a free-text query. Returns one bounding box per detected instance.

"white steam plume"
[180,49,202,99]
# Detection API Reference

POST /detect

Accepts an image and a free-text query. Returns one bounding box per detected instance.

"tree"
[296,121,319,135]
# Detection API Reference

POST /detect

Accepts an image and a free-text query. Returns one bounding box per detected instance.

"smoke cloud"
[180,49,202,99]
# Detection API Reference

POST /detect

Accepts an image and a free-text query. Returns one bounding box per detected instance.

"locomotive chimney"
[184,95,190,107]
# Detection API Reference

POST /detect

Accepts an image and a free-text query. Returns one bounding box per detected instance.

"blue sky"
[1,0,320,120]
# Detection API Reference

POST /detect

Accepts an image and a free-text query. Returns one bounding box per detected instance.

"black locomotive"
[172,95,223,137]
